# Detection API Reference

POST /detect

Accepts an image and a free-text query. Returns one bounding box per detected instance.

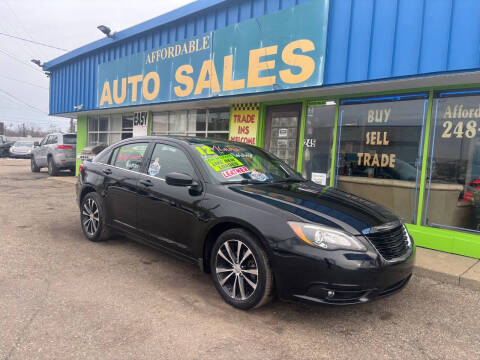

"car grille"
[365,225,410,261]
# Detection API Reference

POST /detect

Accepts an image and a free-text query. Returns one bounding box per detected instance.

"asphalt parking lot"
[1,158,480,360]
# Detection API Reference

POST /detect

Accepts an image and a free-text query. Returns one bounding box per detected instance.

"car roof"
[46,133,76,136]
[118,135,243,147]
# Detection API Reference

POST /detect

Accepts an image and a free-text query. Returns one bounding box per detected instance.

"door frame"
[264,103,303,169]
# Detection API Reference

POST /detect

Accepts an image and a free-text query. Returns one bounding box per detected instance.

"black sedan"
[76,136,415,310]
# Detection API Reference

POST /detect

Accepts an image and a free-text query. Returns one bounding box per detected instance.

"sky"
[0,0,194,132]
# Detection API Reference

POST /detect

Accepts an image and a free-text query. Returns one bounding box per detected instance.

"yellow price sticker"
[205,154,244,172]
[195,146,215,156]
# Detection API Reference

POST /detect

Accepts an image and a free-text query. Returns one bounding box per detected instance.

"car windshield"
[14,142,33,147]
[188,139,304,184]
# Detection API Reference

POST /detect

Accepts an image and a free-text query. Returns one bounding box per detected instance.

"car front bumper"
[271,237,415,305]
[9,153,31,158]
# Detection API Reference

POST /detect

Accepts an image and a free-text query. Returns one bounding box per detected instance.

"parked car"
[31,133,76,175]
[77,136,415,310]
[0,135,13,157]
[78,144,108,162]
[9,141,35,158]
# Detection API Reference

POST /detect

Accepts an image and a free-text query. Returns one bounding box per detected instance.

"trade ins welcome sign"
[97,0,329,109]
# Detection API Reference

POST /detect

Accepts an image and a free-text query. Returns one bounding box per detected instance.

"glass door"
[265,104,302,169]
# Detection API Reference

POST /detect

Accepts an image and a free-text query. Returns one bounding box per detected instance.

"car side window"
[147,143,195,179]
[39,137,47,146]
[112,143,148,172]
[50,136,58,144]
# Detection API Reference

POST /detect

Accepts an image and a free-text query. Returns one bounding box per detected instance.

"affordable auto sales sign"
[97,0,329,109]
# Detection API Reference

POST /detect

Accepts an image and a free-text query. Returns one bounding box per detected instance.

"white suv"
[31,133,77,175]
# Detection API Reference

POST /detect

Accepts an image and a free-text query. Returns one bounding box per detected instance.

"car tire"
[80,192,112,242]
[31,157,40,172]
[47,157,59,176]
[210,228,274,310]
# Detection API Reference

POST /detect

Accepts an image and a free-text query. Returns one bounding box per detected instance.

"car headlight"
[287,222,367,252]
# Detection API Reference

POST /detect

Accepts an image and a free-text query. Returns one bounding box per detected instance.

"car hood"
[229,181,398,235]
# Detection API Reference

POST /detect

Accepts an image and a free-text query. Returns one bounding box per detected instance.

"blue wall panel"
[391,0,423,76]
[325,0,480,85]
[368,0,397,79]
[323,0,351,84]
[48,0,480,115]
[345,0,374,82]
[448,0,480,69]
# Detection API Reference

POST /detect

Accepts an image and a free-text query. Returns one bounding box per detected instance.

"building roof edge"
[44,0,226,70]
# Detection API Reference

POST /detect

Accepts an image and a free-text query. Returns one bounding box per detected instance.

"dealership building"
[44,0,480,259]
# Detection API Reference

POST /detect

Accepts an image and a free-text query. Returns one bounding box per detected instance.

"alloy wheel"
[215,240,258,300]
[82,197,100,236]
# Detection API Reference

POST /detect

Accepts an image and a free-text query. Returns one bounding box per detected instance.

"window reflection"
[302,104,336,185]
[87,114,132,146]
[425,91,480,232]
[336,95,428,222]
[151,108,230,139]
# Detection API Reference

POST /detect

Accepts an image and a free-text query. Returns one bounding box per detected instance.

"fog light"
[327,290,335,298]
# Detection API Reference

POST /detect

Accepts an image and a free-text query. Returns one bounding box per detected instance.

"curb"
[414,259,480,292]
[414,265,462,287]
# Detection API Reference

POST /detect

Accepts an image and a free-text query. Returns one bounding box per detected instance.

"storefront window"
[336,94,428,223]
[302,103,336,185]
[424,91,480,232]
[87,113,133,146]
[121,114,133,139]
[151,107,229,139]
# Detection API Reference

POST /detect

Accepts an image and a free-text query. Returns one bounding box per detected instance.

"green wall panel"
[75,115,87,176]
[406,223,480,259]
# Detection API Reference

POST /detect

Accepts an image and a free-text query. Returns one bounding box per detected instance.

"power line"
[0,32,68,52]
[0,75,48,90]
[4,0,49,58]
[0,88,48,115]
[0,1,38,60]
[0,48,44,73]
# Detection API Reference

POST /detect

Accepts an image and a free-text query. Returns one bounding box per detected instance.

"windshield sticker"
[148,158,161,176]
[205,154,243,172]
[195,145,216,156]
[250,170,268,182]
[231,151,253,158]
[211,145,242,152]
[222,166,250,179]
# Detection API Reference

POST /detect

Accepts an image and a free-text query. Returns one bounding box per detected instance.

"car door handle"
[102,168,112,175]
[140,179,153,187]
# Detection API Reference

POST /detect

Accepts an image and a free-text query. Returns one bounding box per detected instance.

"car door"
[102,142,149,233]
[36,136,50,166]
[136,142,205,255]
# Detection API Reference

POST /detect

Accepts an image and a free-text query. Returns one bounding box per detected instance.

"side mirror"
[34,142,40,147]
[165,172,194,187]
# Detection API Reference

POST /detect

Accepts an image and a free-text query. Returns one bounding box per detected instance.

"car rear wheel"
[210,228,273,310]
[47,157,58,176]
[30,157,40,172]
[80,192,111,242]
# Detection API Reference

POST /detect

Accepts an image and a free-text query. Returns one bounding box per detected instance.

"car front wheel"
[210,228,273,310]
[80,192,111,242]
[31,157,40,172]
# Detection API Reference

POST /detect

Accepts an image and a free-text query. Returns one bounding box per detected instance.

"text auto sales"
[99,35,316,106]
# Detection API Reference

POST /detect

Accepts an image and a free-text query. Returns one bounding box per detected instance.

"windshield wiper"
[220,179,269,185]
[273,178,306,184]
